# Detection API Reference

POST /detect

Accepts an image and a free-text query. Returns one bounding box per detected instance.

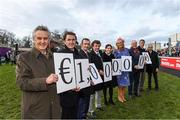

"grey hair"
[131,40,137,44]
[148,44,153,48]
[32,25,50,40]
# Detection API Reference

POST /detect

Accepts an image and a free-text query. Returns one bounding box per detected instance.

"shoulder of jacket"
[17,51,32,62]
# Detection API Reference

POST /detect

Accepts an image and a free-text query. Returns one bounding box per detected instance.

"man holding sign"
[16,26,61,119]
[89,40,104,117]
[58,31,81,119]
[137,39,146,92]
[128,40,141,97]
[77,38,93,119]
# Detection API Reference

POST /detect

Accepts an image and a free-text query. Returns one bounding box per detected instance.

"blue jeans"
[77,96,90,119]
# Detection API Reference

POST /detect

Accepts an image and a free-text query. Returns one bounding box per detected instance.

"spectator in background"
[16,25,61,119]
[0,53,1,66]
[49,39,61,52]
[5,51,10,64]
[114,37,130,102]
[146,44,159,91]
[10,50,16,65]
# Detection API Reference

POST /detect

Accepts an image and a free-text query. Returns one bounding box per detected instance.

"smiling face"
[139,40,145,48]
[93,43,101,52]
[81,39,90,51]
[64,34,76,49]
[105,45,112,54]
[34,30,49,52]
[116,39,124,49]
[131,40,137,48]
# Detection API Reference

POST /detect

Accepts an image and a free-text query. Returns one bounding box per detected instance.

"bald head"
[131,40,137,48]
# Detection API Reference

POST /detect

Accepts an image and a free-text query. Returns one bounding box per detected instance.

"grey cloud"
[152,0,180,17]
[76,0,118,7]
[121,0,153,8]
[13,1,78,32]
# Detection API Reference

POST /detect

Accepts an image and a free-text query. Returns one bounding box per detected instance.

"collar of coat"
[64,45,79,54]
[31,47,53,59]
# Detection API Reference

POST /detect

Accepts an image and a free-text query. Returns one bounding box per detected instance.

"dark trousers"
[128,72,133,95]
[128,72,140,95]
[77,96,90,119]
[148,72,159,89]
[103,86,113,103]
[61,106,78,119]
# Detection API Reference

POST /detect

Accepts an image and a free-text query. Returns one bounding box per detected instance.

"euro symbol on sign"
[59,58,73,84]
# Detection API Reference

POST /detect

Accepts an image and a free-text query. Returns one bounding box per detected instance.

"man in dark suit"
[128,40,141,97]
[146,44,159,91]
[77,38,93,119]
[58,31,80,119]
[137,39,146,92]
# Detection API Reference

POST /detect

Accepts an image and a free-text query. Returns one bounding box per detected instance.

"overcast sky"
[0,0,180,48]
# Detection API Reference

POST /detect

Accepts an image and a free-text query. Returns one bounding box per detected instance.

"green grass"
[0,64,21,119]
[0,64,180,119]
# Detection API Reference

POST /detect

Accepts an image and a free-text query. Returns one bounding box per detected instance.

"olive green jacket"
[16,47,61,119]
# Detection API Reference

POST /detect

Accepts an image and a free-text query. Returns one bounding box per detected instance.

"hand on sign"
[72,87,80,92]
[46,74,58,84]
[88,66,91,71]
[156,68,159,72]
[90,81,95,86]
[75,87,80,92]
[99,70,104,76]
[134,65,139,69]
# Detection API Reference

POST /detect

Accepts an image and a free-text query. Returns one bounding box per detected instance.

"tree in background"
[22,36,32,48]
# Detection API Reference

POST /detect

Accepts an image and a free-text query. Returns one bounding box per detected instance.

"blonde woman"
[114,37,130,102]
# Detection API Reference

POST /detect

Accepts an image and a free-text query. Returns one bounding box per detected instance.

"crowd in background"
[0,49,17,65]
[157,47,180,57]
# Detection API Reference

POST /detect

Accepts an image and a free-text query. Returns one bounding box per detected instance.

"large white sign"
[54,53,76,94]
[75,59,91,89]
[103,62,112,82]
[142,52,152,64]
[88,63,103,85]
[138,55,145,69]
[112,59,122,76]
[54,54,133,94]
[121,56,132,71]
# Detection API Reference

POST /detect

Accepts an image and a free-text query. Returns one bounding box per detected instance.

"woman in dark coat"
[102,44,117,105]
